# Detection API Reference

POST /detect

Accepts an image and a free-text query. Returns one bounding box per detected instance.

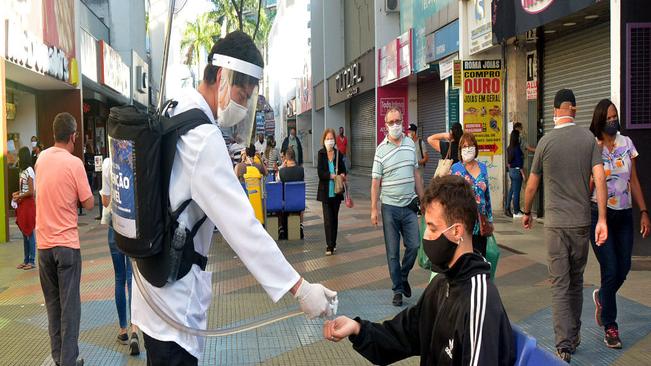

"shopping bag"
[486,235,501,279]
[417,215,432,271]
[344,183,354,208]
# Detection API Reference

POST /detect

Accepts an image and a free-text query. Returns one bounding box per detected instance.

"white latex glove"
[294,279,338,319]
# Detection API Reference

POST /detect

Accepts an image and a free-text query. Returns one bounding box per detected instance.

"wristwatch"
[523,211,532,216]
[641,209,649,216]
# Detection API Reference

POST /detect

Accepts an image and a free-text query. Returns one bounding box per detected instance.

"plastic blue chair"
[512,325,536,366]
[527,346,566,366]
[284,181,306,212]
[265,182,283,213]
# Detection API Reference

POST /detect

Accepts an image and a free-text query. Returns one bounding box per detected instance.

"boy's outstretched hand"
[323,316,361,342]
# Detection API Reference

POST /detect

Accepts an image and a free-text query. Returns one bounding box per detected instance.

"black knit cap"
[554,89,576,108]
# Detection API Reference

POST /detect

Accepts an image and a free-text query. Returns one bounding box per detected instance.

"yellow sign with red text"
[462,60,503,156]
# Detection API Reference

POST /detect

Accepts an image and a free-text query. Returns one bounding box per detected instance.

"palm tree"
[210,0,273,47]
[180,12,219,84]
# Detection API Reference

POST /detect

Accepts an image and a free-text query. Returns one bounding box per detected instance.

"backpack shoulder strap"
[160,108,213,136]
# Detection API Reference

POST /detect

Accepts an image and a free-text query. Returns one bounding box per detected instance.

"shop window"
[627,23,651,129]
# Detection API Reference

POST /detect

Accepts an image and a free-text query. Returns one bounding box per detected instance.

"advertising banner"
[377,86,409,145]
[526,51,538,101]
[109,136,138,239]
[462,60,503,156]
[379,40,398,87]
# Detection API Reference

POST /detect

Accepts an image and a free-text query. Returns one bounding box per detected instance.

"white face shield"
[213,54,262,147]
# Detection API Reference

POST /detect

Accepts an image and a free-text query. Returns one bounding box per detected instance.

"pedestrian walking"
[130,31,337,365]
[427,122,464,164]
[451,132,493,257]
[408,124,428,187]
[254,133,267,156]
[317,128,347,255]
[13,147,36,271]
[588,99,650,349]
[36,112,94,366]
[371,108,424,307]
[99,157,140,355]
[281,127,304,166]
[522,89,609,363]
[324,175,515,366]
[506,129,526,218]
[336,126,350,171]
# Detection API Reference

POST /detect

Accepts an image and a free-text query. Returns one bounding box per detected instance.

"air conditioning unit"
[385,0,399,13]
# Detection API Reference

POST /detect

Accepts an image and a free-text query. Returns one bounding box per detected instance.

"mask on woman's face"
[31,141,38,148]
[604,119,619,136]
[461,147,476,163]
[423,224,460,273]
[325,139,335,150]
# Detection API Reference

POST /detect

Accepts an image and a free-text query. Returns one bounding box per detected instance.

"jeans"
[38,247,82,366]
[322,198,341,249]
[108,226,133,329]
[22,232,36,265]
[506,168,523,214]
[381,203,420,295]
[590,205,634,329]
[545,226,590,350]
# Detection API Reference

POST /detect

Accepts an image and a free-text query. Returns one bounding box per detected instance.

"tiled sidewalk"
[0,168,649,365]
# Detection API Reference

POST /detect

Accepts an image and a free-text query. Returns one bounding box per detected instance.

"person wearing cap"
[130,31,338,365]
[407,123,428,186]
[522,88,608,363]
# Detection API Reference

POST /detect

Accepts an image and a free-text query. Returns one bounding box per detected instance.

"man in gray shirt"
[522,89,608,363]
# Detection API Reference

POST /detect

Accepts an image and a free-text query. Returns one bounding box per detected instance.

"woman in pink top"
[589,99,650,350]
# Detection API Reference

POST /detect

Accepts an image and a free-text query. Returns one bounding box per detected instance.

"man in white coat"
[131,31,338,365]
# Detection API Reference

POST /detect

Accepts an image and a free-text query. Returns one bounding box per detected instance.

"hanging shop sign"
[452,60,462,89]
[297,54,312,115]
[379,39,398,87]
[99,40,130,98]
[398,30,413,80]
[468,0,494,55]
[526,51,538,101]
[448,79,460,128]
[328,49,375,106]
[4,19,76,85]
[439,54,458,80]
[492,0,599,41]
[426,20,460,63]
[80,29,98,82]
[462,59,503,156]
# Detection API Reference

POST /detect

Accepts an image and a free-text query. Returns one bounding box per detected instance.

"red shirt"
[336,135,348,154]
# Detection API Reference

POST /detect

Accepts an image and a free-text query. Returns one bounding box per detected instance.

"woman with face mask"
[450,132,493,257]
[587,99,649,349]
[317,128,347,255]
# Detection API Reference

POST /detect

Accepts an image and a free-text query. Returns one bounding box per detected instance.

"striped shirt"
[372,135,418,207]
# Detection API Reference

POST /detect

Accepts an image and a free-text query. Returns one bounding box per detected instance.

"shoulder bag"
[334,150,345,194]
[434,141,453,178]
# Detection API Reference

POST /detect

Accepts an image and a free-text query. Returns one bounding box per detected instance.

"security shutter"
[417,79,446,182]
[543,22,610,132]
[350,90,376,175]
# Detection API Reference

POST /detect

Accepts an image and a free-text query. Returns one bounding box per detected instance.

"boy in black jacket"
[324,175,515,366]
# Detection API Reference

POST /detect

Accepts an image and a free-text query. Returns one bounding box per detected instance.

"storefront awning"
[492,0,600,41]
[81,75,129,106]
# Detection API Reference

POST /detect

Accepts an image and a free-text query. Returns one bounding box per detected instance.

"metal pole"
[157,0,177,112]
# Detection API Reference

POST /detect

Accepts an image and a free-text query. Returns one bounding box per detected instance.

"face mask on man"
[325,139,335,151]
[423,224,460,273]
[31,141,38,148]
[461,147,476,163]
[388,124,403,139]
[218,100,248,128]
[604,119,619,136]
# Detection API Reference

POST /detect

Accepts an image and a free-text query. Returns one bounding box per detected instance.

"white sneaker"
[513,212,524,218]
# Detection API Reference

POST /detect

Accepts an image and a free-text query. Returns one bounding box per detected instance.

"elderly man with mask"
[282,127,304,166]
[130,31,337,365]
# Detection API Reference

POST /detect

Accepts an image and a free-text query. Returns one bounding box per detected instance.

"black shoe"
[505,209,513,218]
[300,224,304,239]
[392,293,403,306]
[403,281,412,298]
[117,332,129,345]
[76,359,84,366]
[605,326,622,349]
[571,333,581,353]
[556,348,571,363]
[129,332,141,355]
[325,248,333,256]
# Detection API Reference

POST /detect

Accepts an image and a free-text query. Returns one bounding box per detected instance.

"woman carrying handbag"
[317,128,347,256]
